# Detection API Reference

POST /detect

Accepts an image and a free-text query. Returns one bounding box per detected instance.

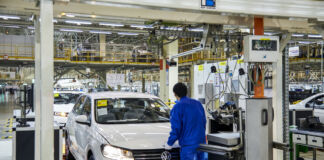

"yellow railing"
[0,44,160,65]
[289,57,323,63]
[178,51,226,64]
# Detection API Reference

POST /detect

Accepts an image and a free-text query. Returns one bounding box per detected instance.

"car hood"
[96,123,179,150]
[53,103,75,113]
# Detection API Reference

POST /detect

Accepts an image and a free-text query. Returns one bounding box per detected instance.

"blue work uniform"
[167,96,206,160]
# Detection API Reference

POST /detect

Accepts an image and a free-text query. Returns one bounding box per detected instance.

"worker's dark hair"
[173,82,187,98]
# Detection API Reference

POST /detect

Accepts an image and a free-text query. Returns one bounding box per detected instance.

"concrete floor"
[0,92,19,160]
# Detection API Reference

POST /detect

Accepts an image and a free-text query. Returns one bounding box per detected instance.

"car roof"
[84,91,159,100]
[54,90,85,94]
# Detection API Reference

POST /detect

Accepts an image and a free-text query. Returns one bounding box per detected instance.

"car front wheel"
[65,134,75,160]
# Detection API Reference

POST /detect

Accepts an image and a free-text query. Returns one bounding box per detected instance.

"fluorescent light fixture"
[65,20,92,25]
[2,25,20,28]
[59,29,83,32]
[240,28,250,33]
[298,41,314,44]
[89,30,112,34]
[130,24,153,29]
[292,34,304,37]
[162,26,183,31]
[289,17,308,21]
[99,22,124,27]
[264,32,275,36]
[188,28,204,32]
[118,32,139,36]
[66,14,75,18]
[0,15,20,20]
[27,26,35,30]
[308,34,322,38]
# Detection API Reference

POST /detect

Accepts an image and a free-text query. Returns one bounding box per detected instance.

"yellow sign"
[97,100,108,107]
[237,59,243,64]
[54,93,59,98]
[260,38,270,41]
[198,65,204,71]
[219,61,227,66]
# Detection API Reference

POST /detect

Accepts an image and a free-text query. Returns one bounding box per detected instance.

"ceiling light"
[264,32,276,36]
[27,26,35,30]
[89,30,112,34]
[130,24,153,29]
[308,34,322,38]
[59,29,83,32]
[289,17,308,21]
[91,15,96,18]
[65,20,92,25]
[118,32,139,36]
[162,26,183,31]
[66,14,75,18]
[0,15,21,20]
[99,22,124,27]
[292,34,304,37]
[188,28,204,32]
[1,25,20,28]
[298,41,314,44]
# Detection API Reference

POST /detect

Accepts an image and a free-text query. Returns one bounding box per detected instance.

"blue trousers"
[180,145,205,160]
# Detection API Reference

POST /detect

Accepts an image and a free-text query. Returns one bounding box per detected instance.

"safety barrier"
[0,44,160,65]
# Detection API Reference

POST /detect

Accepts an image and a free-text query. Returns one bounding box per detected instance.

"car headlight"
[101,145,133,160]
[54,112,68,117]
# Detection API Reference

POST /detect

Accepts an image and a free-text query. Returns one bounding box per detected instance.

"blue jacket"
[167,96,206,147]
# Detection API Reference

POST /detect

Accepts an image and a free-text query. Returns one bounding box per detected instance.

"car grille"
[132,148,180,160]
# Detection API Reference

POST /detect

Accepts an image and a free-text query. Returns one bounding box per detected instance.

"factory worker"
[165,82,206,160]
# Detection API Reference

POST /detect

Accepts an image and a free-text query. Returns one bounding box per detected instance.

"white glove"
[164,143,172,150]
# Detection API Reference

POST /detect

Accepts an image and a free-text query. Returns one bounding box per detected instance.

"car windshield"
[54,93,81,104]
[95,98,170,124]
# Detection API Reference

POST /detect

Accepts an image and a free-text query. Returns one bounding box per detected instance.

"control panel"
[243,35,279,63]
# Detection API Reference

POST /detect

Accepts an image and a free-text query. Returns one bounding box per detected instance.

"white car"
[65,92,180,160]
[54,90,84,125]
[290,93,324,122]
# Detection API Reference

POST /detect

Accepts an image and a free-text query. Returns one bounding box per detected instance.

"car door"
[306,95,324,122]
[67,95,86,160]
[75,96,92,159]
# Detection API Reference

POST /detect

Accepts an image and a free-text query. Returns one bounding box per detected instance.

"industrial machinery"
[12,84,63,160]
[198,35,288,160]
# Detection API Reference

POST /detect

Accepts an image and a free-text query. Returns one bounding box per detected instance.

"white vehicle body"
[53,90,84,125]
[65,92,179,160]
[290,93,324,122]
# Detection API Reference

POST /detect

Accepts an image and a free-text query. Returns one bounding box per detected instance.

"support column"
[99,34,106,58]
[273,33,291,160]
[166,40,178,102]
[34,16,41,160]
[190,64,195,97]
[273,55,283,160]
[40,0,54,160]
[159,57,168,102]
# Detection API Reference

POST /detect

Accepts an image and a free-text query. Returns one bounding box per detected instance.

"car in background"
[65,92,180,160]
[54,90,84,125]
[290,93,324,122]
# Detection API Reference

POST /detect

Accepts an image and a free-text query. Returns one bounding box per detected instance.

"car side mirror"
[306,103,310,108]
[75,115,90,126]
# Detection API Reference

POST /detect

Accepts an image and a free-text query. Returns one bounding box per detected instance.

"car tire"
[88,155,95,160]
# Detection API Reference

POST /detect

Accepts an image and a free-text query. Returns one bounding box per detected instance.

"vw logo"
[161,151,172,160]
